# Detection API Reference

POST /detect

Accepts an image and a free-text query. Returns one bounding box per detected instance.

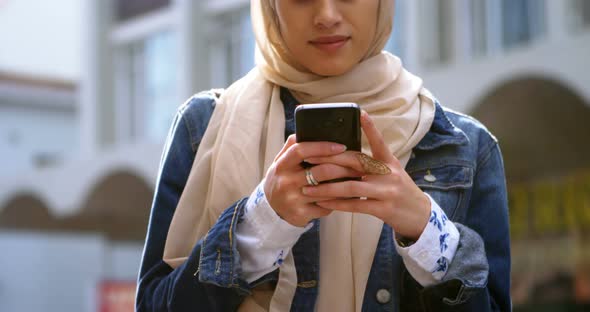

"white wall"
[420,32,590,114]
[0,106,78,177]
[0,0,82,80]
[0,231,143,312]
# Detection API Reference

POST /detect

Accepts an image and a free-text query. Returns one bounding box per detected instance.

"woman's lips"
[309,36,350,53]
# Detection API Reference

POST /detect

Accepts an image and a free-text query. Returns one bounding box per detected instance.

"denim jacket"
[136,89,511,311]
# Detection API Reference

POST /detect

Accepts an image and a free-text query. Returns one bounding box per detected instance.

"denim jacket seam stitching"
[181,93,216,153]
[441,281,488,306]
[442,284,467,305]
[196,231,209,278]
[439,105,470,144]
[417,181,472,189]
[448,190,464,221]
[196,199,244,288]
[176,95,194,116]
[476,141,498,170]
[228,198,246,287]
[442,106,494,141]
[180,113,198,154]
[407,160,474,174]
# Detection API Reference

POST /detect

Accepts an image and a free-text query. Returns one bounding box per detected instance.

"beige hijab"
[163,0,435,311]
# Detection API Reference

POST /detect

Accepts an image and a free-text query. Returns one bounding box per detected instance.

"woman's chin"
[308,61,355,77]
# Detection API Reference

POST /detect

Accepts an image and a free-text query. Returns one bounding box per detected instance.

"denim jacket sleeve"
[135,92,251,311]
[401,140,511,311]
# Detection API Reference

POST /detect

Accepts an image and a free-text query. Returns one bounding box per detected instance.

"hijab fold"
[163,1,435,310]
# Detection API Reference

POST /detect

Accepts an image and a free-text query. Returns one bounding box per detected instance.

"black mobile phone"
[295,103,361,171]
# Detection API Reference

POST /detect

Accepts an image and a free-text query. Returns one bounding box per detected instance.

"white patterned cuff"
[394,192,460,284]
[243,181,312,249]
[237,181,312,282]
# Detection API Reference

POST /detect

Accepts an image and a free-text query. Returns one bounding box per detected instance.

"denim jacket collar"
[414,102,470,150]
[280,87,469,151]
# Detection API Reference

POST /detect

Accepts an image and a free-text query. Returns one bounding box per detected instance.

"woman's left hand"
[302,110,431,241]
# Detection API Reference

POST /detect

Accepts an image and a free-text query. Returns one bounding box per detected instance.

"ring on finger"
[356,152,392,175]
[305,168,319,186]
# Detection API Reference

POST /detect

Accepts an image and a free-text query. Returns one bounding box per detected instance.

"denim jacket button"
[424,170,437,182]
[376,289,391,304]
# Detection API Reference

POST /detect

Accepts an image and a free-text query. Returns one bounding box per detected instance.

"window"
[583,0,590,26]
[502,0,546,48]
[417,0,453,67]
[468,0,545,57]
[143,31,178,141]
[114,30,178,143]
[385,0,407,61]
[470,0,489,56]
[572,0,590,30]
[469,0,504,57]
[208,7,256,88]
[115,0,171,22]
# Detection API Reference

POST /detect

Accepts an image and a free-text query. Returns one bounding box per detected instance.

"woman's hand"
[263,135,364,227]
[301,111,431,241]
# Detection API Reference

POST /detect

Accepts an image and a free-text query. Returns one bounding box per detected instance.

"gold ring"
[305,168,319,186]
[356,153,392,175]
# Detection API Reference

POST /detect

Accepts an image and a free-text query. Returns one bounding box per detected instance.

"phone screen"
[295,103,361,151]
[295,103,361,176]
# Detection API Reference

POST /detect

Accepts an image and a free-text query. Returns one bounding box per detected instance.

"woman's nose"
[314,0,342,29]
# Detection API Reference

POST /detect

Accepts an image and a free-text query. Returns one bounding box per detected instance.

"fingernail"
[302,187,309,195]
[332,144,347,152]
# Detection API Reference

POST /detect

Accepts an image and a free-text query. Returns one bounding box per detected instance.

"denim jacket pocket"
[408,163,474,220]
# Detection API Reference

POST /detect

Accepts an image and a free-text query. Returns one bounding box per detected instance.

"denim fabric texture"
[136,88,511,311]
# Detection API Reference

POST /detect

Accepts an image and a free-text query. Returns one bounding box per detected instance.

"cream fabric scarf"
[163,0,435,311]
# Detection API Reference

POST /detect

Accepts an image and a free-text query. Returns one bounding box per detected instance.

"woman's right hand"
[263,135,364,227]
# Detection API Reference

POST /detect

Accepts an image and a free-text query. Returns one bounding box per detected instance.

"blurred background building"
[0,0,589,311]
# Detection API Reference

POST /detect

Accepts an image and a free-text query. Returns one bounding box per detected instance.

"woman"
[136,0,511,311]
